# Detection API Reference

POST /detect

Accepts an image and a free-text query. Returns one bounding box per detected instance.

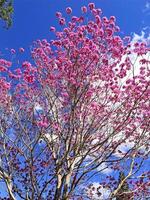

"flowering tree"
[0,3,149,200]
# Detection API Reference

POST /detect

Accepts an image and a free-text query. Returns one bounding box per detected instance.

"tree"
[114,172,133,200]
[0,0,13,28]
[0,3,149,200]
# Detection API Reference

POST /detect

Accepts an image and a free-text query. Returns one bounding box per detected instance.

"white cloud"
[111,29,150,93]
[91,138,99,145]
[44,133,58,142]
[129,30,150,77]
[38,133,59,146]
[145,2,150,9]
[86,182,111,200]
[97,162,113,174]
[131,30,150,45]
[143,1,150,13]
[113,134,149,158]
[34,103,43,114]
[116,30,150,86]
[114,140,135,158]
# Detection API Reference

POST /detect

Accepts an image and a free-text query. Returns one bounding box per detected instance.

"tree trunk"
[54,172,63,200]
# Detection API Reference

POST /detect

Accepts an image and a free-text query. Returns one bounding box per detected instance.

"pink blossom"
[24,75,35,83]
[61,92,69,98]
[115,26,120,32]
[19,47,25,53]
[123,36,131,42]
[95,15,101,25]
[105,28,113,37]
[50,26,56,32]
[37,121,48,128]
[81,6,87,13]
[15,68,22,75]
[88,3,95,10]
[56,12,62,18]
[11,49,16,54]
[0,66,7,72]
[77,16,84,23]
[96,8,102,15]
[66,7,72,14]
[110,16,116,22]
[59,18,66,25]
[22,61,32,68]
[72,16,78,22]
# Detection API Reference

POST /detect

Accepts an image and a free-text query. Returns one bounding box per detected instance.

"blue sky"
[0,0,150,52]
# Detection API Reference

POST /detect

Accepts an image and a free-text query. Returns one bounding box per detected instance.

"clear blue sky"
[0,0,150,52]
